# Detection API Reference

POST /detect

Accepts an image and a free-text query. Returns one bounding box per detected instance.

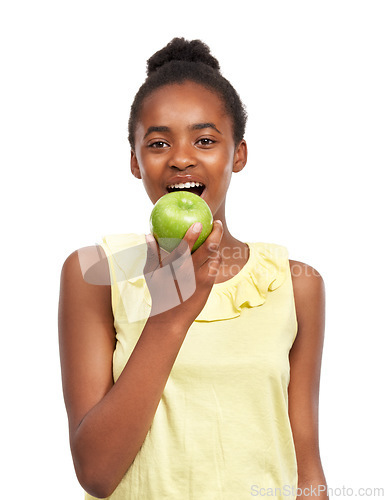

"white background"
[1,1,384,498]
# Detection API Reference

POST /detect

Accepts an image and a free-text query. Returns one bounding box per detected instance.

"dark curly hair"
[128,37,247,150]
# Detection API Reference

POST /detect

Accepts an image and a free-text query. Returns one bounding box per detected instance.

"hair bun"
[146,37,220,76]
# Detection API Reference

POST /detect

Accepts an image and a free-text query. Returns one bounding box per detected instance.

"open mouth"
[166,181,205,197]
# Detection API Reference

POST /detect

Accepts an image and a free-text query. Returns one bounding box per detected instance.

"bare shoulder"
[61,245,111,286]
[288,259,324,284]
[288,259,325,325]
[289,260,324,297]
[59,243,114,335]
[60,244,115,335]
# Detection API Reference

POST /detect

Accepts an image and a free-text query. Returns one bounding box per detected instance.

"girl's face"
[131,81,247,219]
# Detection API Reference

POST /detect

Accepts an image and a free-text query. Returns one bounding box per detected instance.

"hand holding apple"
[144,218,223,326]
[149,191,213,253]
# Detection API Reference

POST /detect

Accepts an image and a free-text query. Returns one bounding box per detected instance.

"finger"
[171,220,222,277]
[208,219,224,248]
[160,222,202,268]
[183,222,204,253]
[193,220,223,260]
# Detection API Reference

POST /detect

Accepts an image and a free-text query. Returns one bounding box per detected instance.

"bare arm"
[288,260,329,499]
[58,222,223,498]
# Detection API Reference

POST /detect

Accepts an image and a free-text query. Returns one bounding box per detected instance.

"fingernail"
[216,220,223,227]
[192,222,202,233]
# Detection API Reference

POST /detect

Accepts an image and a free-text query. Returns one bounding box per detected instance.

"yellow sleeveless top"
[86,233,298,500]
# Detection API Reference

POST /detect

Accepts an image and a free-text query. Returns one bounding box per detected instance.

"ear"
[130,150,142,179]
[232,139,247,173]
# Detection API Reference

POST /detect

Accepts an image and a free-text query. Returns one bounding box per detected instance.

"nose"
[168,141,196,170]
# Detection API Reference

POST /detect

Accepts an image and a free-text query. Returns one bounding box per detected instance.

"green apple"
[150,191,213,253]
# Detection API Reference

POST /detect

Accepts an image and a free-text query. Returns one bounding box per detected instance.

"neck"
[213,199,243,249]
[212,202,250,283]
[218,218,242,250]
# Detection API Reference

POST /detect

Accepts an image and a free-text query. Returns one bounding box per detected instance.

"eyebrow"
[143,122,222,139]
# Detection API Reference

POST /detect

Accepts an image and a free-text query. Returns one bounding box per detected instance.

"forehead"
[138,81,229,126]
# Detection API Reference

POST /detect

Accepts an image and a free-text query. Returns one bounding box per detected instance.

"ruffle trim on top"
[194,242,289,322]
[100,234,289,323]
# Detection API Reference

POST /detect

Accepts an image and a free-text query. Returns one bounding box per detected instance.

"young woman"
[58,38,328,499]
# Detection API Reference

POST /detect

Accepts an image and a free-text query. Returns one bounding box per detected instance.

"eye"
[148,141,169,149]
[196,138,216,147]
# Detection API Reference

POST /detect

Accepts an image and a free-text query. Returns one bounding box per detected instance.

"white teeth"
[168,181,204,189]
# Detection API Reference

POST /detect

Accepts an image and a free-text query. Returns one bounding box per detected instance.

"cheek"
[211,147,234,177]
[207,144,233,165]
[136,150,162,179]
[220,170,233,191]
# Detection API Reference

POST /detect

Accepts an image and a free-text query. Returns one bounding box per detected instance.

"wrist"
[146,310,192,337]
